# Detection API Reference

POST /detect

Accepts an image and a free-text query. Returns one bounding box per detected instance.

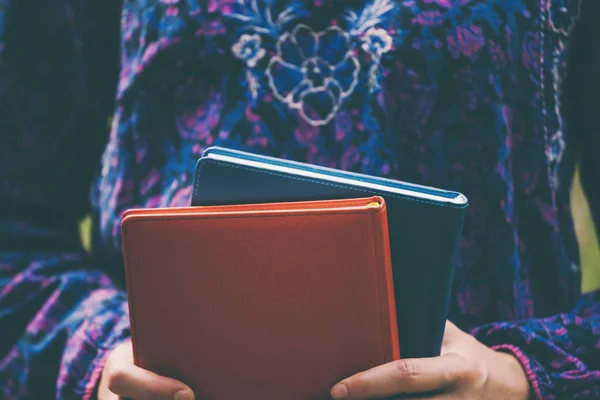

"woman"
[0,0,598,399]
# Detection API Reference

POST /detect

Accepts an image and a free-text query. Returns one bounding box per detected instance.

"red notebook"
[121,196,399,399]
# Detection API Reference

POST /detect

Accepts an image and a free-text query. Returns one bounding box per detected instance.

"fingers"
[100,341,194,400]
[106,362,195,400]
[330,353,470,400]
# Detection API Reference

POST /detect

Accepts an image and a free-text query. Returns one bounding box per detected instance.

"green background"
[572,171,600,293]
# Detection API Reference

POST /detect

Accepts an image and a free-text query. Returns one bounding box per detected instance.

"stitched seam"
[122,226,139,366]
[194,159,464,209]
[369,209,386,364]
[125,209,374,225]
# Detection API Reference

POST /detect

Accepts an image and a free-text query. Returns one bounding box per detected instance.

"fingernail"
[330,383,348,399]
[174,389,195,400]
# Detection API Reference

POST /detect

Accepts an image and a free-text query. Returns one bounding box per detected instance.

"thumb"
[101,342,194,400]
[330,353,467,399]
[105,362,195,400]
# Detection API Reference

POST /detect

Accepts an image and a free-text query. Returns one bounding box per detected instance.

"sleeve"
[470,292,599,399]
[0,234,131,400]
[0,0,130,399]
[471,1,600,399]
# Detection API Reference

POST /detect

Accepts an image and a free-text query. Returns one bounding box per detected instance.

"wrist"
[486,350,532,400]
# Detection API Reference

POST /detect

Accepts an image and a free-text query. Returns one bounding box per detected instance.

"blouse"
[0,0,599,399]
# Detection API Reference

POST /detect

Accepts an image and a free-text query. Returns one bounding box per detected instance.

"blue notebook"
[191,146,468,359]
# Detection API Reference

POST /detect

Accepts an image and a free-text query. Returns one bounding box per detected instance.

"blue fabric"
[0,1,599,399]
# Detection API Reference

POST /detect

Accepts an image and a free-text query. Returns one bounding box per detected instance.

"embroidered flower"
[232,34,266,67]
[361,28,393,57]
[547,0,582,35]
[266,24,360,126]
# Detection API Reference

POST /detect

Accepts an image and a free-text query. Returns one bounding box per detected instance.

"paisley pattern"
[0,1,599,399]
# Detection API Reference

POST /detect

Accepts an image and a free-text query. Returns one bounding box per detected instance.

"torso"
[85,0,589,329]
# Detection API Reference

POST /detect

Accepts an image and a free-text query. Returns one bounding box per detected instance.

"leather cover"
[192,146,469,359]
[121,196,399,399]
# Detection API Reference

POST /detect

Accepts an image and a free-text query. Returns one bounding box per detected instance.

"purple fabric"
[0,0,599,399]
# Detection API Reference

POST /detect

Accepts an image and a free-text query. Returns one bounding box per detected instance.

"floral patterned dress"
[0,0,599,399]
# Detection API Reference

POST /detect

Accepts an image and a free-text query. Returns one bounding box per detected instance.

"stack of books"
[121,147,468,399]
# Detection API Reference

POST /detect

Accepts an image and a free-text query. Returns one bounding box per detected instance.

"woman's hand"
[98,340,195,400]
[330,321,532,400]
